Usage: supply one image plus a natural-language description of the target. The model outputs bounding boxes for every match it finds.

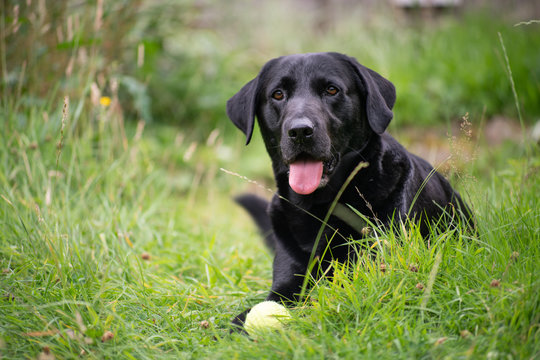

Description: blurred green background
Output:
[3,0,540,138]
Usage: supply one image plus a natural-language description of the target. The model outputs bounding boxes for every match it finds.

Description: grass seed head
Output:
[361,227,371,236]
[101,331,114,342]
[435,337,447,346]
[200,320,210,329]
[38,346,55,360]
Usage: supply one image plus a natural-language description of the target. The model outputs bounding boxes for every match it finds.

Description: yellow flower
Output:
[99,96,111,107]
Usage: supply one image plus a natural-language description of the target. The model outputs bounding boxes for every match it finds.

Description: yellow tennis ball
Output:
[244,301,291,335]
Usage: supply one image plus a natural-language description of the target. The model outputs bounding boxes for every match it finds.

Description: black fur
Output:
[226,52,473,330]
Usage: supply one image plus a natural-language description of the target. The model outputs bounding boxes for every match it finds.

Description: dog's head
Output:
[227,52,396,195]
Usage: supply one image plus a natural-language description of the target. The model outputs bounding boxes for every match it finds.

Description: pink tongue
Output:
[289,159,324,195]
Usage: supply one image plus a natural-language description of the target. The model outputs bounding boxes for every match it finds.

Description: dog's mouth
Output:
[287,154,338,195]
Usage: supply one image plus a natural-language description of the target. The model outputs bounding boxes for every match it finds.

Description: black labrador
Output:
[226,52,472,329]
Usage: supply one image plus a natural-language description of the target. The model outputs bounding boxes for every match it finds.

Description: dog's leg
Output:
[230,244,307,332]
[265,243,310,304]
[230,308,250,334]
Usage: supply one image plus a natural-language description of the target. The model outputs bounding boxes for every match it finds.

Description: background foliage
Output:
[3,0,540,134]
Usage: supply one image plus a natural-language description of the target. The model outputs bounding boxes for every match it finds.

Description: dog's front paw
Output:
[230,308,251,334]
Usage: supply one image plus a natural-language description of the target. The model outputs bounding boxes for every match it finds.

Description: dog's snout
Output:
[287,118,314,142]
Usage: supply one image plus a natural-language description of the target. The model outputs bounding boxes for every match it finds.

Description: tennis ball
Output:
[244,301,291,335]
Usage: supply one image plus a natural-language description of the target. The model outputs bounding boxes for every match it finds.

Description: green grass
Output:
[1,91,539,359]
[0,104,270,358]
[1,1,539,358]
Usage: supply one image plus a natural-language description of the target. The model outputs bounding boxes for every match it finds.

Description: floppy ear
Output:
[363,66,396,134]
[226,78,258,145]
[334,53,396,134]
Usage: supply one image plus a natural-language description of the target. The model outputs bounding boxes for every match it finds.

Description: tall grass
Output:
[0,94,265,358]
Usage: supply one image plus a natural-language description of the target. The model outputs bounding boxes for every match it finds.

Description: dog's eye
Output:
[272,90,284,101]
[326,85,339,96]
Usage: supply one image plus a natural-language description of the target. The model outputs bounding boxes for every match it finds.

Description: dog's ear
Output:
[334,53,396,134]
[226,78,258,145]
[362,66,396,134]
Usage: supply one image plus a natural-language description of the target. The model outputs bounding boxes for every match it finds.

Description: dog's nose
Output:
[287,118,314,142]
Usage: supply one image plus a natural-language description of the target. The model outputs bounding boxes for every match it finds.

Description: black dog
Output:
[226,52,472,329]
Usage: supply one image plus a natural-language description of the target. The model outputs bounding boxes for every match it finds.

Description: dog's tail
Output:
[235,194,276,252]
